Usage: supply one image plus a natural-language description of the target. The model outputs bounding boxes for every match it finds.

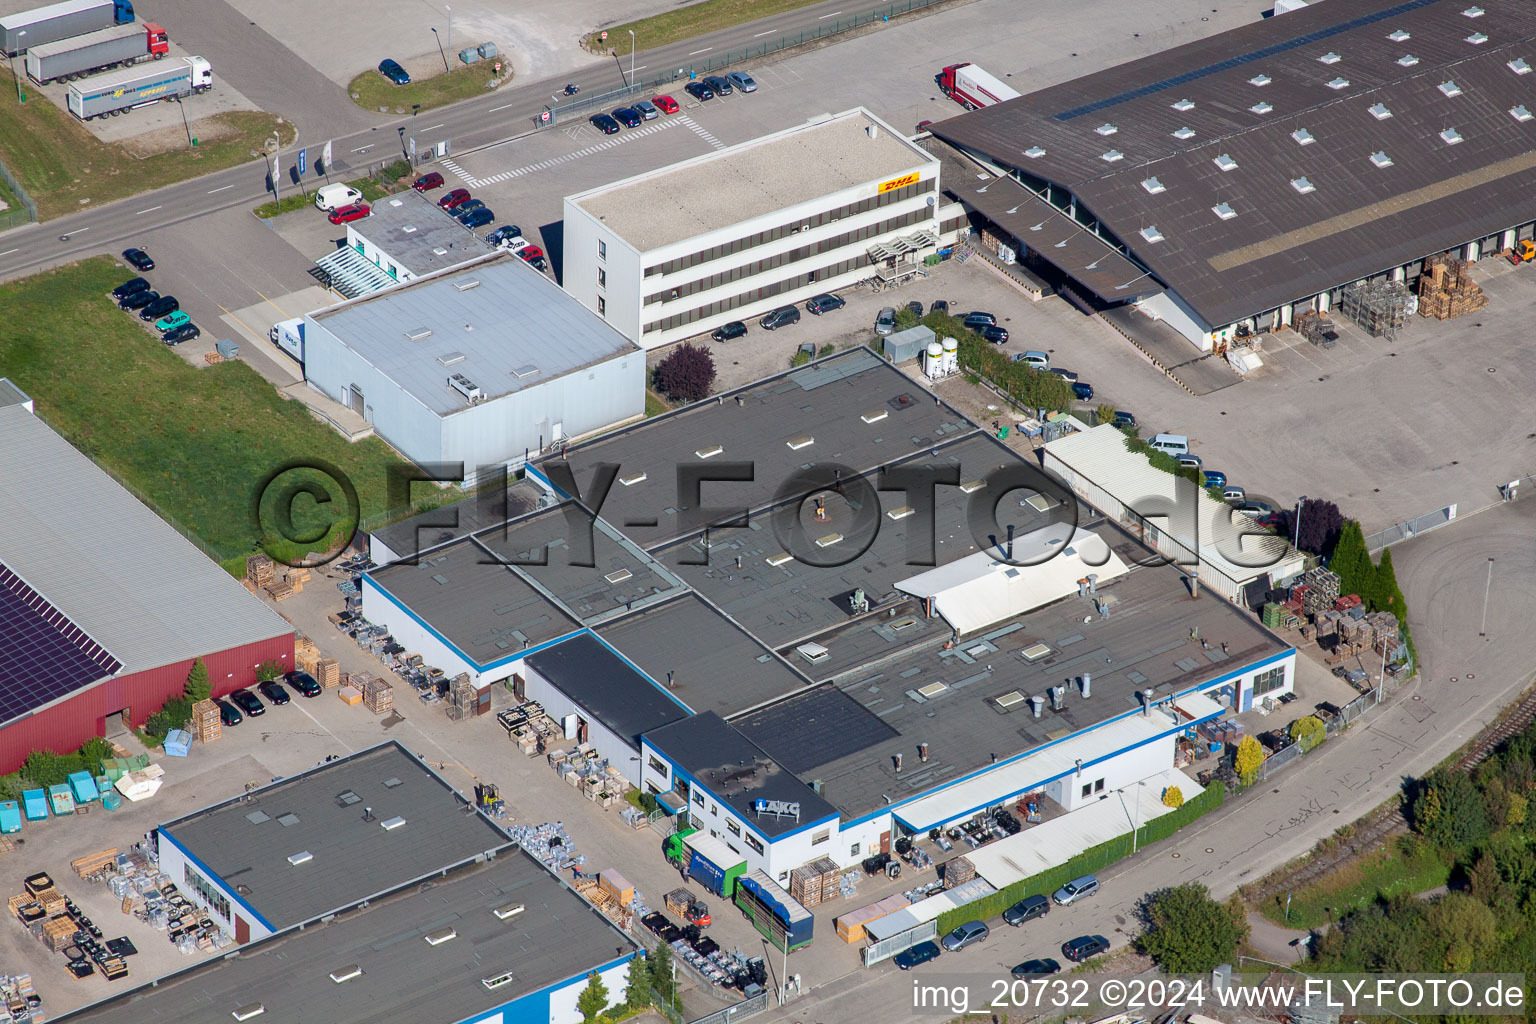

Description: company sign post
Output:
[297,147,306,176]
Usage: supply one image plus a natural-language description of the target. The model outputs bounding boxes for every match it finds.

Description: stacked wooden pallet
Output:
[789,864,826,909]
[1417,254,1488,320]
[246,554,275,589]
[294,635,319,675]
[285,567,310,594]
[205,352,224,365]
[40,917,75,953]
[70,849,118,879]
[361,677,393,715]
[265,581,295,602]
[192,699,221,743]
[944,855,977,889]
[315,658,341,687]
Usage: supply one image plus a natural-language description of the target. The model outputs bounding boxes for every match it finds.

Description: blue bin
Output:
[101,791,122,811]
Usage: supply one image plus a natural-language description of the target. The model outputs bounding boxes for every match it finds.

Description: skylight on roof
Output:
[1290,176,1315,194]
[1388,29,1411,42]
[1368,102,1392,120]
[1512,105,1534,122]
[1466,32,1488,45]
[1510,58,1532,74]
[1212,202,1237,221]
[1326,77,1350,90]
[1438,80,1463,97]
[1291,127,1316,146]
[1463,5,1485,16]
[1101,149,1124,162]
[1213,153,1238,172]
[1249,73,1271,86]
[1141,176,1166,194]
[1250,101,1273,114]
[1170,98,1195,112]
[1095,123,1118,135]
[1440,127,1464,145]
[1172,126,1196,140]
[1370,151,1394,168]
[1319,52,1342,64]
[1023,145,1047,158]
[1398,54,1420,66]
[1140,225,1165,243]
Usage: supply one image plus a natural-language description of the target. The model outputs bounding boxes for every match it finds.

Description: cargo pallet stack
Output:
[190,699,220,743]
[788,864,825,909]
[285,567,310,594]
[1,972,41,1024]
[361,677,393,715]
[294,635,319,675]
[1417,254,1488,320]
[1297,568,1340,616]
[1291,309,1337,348]
[315,658,340,687]
[1340,280,1412,340]
[943,855,976,889]
[245,554,274,593]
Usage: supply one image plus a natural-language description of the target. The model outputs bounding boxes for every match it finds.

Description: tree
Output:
[1162,785,1184,808]
[185,658,211,703]
[1234,735,1264,785]
[1410,771,1490,849]
[1282,498,1344,557]
[575,970,610,1024]
[623,952,650,1010]
[650,940,675,1005]
[254,659,285,683]
[1289,715,1326,753]
[1095,403,1118,427]
[1371,547,1407,618]
[1329,519,1374,601]
[1138,882,1247,972]
[654,343,716,403]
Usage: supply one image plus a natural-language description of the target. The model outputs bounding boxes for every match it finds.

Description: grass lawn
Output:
[0,258,438,570]
[1258,839,1451,930]
[348,62,504,113]
[252,162,410,218]
[588,0,832,54]
[645,390,672,417]
[0,69,292,221]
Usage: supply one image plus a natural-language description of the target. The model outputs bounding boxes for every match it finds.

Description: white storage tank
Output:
[921,340,944,379]
[940,336,959,375]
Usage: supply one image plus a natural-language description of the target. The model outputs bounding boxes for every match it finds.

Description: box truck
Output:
[268,318,306,364]
[25,21,165,84]
[937,62,1021,110]
[1,0,133,57]
[67,54,210,119]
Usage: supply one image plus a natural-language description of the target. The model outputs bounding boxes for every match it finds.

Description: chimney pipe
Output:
[1087,573,1098,595]
[866,123,879,141]
[1078,577,1089,598]
[1006,523,1014,559]
[1188,570,1201,599]
[894,753,903,773]
[918,743,929,763]
[667,671,676,688]
[1081,673,1091,698]
[1051,686,1064,711]
[734,394,743,407]
[1142,688,1155,716]
[1075,758,1083,776]
[1031,694,1044,718]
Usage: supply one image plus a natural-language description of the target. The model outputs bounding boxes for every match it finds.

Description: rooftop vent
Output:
[1368,102,1392,120]
[917,682,950,699]
[424,927,457,946]
[1290,176,1316,194]
[1140,225,1165,243]
[604,569,633,584]
[389,198,404,207]
[401,225,417,234]
[959,479,985,494]
[511,364,538,379]
[1023,145,1046,159]
[448,373,484,402]
[1249,73,1271,86]
[483,971,517,991]
[1250,101,1273,114]
[1212,202,1237,221]
[1397,54,1420,66]
[619,470,647,486]
[405,326,433,341]
[432,246,449,256]
[766,551,794,567]
[695,444,724,459]
[1095,123,1118,135]
[1438,80,1463,97]
[1170,98,1195,112]
[1172,126,1196,140]
[886,505,915,520]
[1213,153,1238,171]
[1511,104,1534,122]
[1439,127,1464,145]
[995,690,1027,709]
[287,851,313,866]
[1019,642,1053,662]
[796,642,829,663]
[1463,5,1485,16]
[1388,29,1410,41]
[1370,150,1394,168]
[383,777,403,788]
[452,278,482,291]
[1326,77,1350,90]
[232,1004,265,1022]
[1510,58,1532,74]
[330,965,363,983]
[1101,149,1124,162]
[1319,52,1341,64]
[860,408,888,423]
[245,810,271,823]
[815,533,843,548]
[786,434,814,450]
[380,815,407,830]
[277,813,300,827]
[1466,32,1488,44]
[1140,176,1165,194]
[1291,127,1315,145]
[493,902,526,920]
[436,351,466,366]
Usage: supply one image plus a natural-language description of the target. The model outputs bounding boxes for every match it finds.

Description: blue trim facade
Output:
[641,743,838,846]
[457,950,636,1024]
[158,828,277,934]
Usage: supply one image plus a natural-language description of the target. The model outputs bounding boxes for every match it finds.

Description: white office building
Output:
[562,107,960,349]
[315,190,494,298]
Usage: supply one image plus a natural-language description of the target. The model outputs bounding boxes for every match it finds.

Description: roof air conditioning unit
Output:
[448,373,483,402]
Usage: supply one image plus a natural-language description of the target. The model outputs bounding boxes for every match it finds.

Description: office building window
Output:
[727,819,741,836]
[849,843,861,858]
[648,755,668,778]
[811,828,830,846]
[710,804,718,816]
[693,790,705,807]
[598,240,607,261]
[597,296,606,317]
[1095,779,1105,793]
[598,268,606,288]
[746,833,765,854]
[184,864,231,921]
[1252,666,1286,696]
[1082,783,1092,798]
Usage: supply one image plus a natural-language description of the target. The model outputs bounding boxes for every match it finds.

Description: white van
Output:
[1148,433,1190,457]
[314,183,363,211]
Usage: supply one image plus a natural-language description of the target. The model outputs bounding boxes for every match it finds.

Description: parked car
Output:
[139,295,179,321]
[1177,454,1204,469]
[1203,470,1228,489]
[1002,894,1050,926]
[516,244,544,263]
[121,247,154,271]
[1053,875,1099,906]
[328,203,371,225]
[1072,381,1094,401]
[1062,934,1110,962]
[215,698,242,727]
[806,293,845,315]
[961,311,997,329]
[284,669,323,697]
[486,225,522,247]
[412,171,445,192]
[377,58,410,85]
[893,941,942,970]
[1223,485,1246,502]
[154,310,190,332]
[930,299,950,314]
[112,277,151,299]
[1011,958,1062,977]
[981,325,1009,344]
[459,208,494,229]
[229,687,265,717]
[611,107,642,128]
[590,113,621,134]
[1235,501,1275,518]
[120,289,159,311]
[711,321,748,342]
[652,94,680,114]
[760,306,800,330]
[314,183,363,212]
[162,323,200,345]
[726,70,757,92]
[1016,350,1050,370]
[453,198,486,216]
[1113,410,1137,430]
[257,680,291,705]
[875,306,897,335]
[438,188,472,210]
[684,81,714,101]
[941,921,989,952]
[906,300,924,317]
[1258,511,1286,529]
[632,99,660,120]
[702,75,732,96]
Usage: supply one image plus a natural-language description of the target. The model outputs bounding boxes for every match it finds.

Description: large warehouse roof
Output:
[932,0,1536,327]
[0,399,291,726]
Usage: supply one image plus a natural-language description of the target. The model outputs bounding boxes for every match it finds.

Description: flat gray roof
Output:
[370,475,547,561]
[59,847,636,1024]
[311,252,639,416]
[524,632,689,747]
[368,538,581,669]
[568,108,936,251]
[0,378,28,407]
[349,189,494,275]
[159,742,509,930]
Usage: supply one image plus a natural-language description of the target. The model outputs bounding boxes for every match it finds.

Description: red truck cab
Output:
[145,22,169,58]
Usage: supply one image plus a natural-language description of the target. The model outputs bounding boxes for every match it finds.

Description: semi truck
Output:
[937,62,1021,110]
[67,54,210,119]
[25,21,166,84]
[1,0,134,57]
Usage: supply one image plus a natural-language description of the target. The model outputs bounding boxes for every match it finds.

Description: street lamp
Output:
[267,132,282,207]
[10,31,25,103]
[629,29,636,87]
[1292,495,1307,550]
[410,103,421,165]
[173,95,192,147]
[430,27,449,73]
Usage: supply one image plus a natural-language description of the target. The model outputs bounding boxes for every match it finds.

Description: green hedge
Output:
[934,784,1224,934]
[919,313,1072,413]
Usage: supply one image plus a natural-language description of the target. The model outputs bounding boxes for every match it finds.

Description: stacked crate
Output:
[1417,254,1488,320]
[789,864,825,909]
[40,917,75,953]
[285,567,311,594]
[192,700,221,743]
[943,855,976,889]
[1297,568,1340,616]
[294,635,319,675]
[812,857,839,901]
[315,658,341,687]
[265,580,294,601]
[361,677,393,715]
[246,554,275,590]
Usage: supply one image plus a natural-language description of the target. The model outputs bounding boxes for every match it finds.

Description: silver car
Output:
[726,70,758,93]
[633,99,660,120]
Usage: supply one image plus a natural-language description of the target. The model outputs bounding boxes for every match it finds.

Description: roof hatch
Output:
[424,927,457,946]
[1141,176,1165,194]
[1213,153,1238,172]
[1212,202,1237,221]
[405,326,433,341]
[330,965,363,983]
[1171,126,1196,140]
[1023,145,1046,159]
[1290,177,1315,194]
[1291,128,1315,146]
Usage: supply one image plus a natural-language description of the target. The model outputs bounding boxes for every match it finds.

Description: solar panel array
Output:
[0,560,121,725]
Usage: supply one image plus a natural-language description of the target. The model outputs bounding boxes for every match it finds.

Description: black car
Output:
[285,670,323,697]
[906,300,924,317]
[257,680,291,705]
[1072,381,1095,401]
[378,58,410,85]
[215,698,242,727]
[590,113,621,134]
[930,299,950,314]
[981,325,1009,344]
[1002,894,1050,926]
[162,323,200,346]
[112,276,150,299]
[962,311,997,329]
[486,225,522,247]
[228,687,265,717]
[1062,934,1110,962]
[1113,410,1137,430]
[759,305,800,330]
[139,296,179,321]
[893,941,941,970]
[684,81,714,101]
[806,293,845,315]
[711,321,747,342]
[702,75,732,96]
[1011,958,1062,978]
[122,248,154,271]
[611,107,642,127]
[120,289,159,311]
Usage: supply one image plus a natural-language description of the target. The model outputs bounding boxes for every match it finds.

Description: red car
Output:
[438,188,471,210]
[652,94,679,115]
[516,244,543,262]
[412,172,444,192]
[328,203,371,225]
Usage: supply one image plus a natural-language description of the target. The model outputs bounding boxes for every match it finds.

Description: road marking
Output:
[69,226,89,234]
[489,103,514,112]
[754,29,774,36]
[688,46,713,55]
[208,184,235,193]
[352,144,374,153]
[818,9,843,17]
[136,206,162,215]
[0,248,16,256]
[632,65,647,72]
[422,123,444,132]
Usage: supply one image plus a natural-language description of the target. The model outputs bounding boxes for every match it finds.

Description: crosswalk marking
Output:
[438,116,724,188]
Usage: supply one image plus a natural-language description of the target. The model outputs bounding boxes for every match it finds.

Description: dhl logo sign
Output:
[878,172,921,194]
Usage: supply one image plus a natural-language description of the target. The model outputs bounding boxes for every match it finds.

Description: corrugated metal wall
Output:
[0,632,295,772]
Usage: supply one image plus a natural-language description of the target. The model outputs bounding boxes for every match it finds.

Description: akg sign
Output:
[753,799,801,819]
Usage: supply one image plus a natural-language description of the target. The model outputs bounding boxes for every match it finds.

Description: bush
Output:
[1163,785,1184,808]
[185,658,211,703]
[381,159,412,183]
[1290,715,1326,753]
[17,735,116,788]
[919,311,1071,412]
[1235,735,1264,785]
[818,343,837,356]
[791,350,811,367]
[255,659,286,683]
[143,696,193,743]
[1138,882,1247,972]
[653,343,716,403]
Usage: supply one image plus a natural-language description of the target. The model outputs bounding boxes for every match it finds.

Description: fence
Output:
[687,990,771,1024]
[0,152,38,231]
[861,918,939,966]
[1364,503,1457,552]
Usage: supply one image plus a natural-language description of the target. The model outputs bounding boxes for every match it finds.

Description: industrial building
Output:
[300,252,645,482]
[315,189,494,298]
[928,0,1536,350]
[0,380,294,773]
[562,108,964,349]
[64,743,639,1024]
[359,351,1297,885]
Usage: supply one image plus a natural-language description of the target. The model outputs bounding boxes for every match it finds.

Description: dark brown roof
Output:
[931,0,1536,328]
